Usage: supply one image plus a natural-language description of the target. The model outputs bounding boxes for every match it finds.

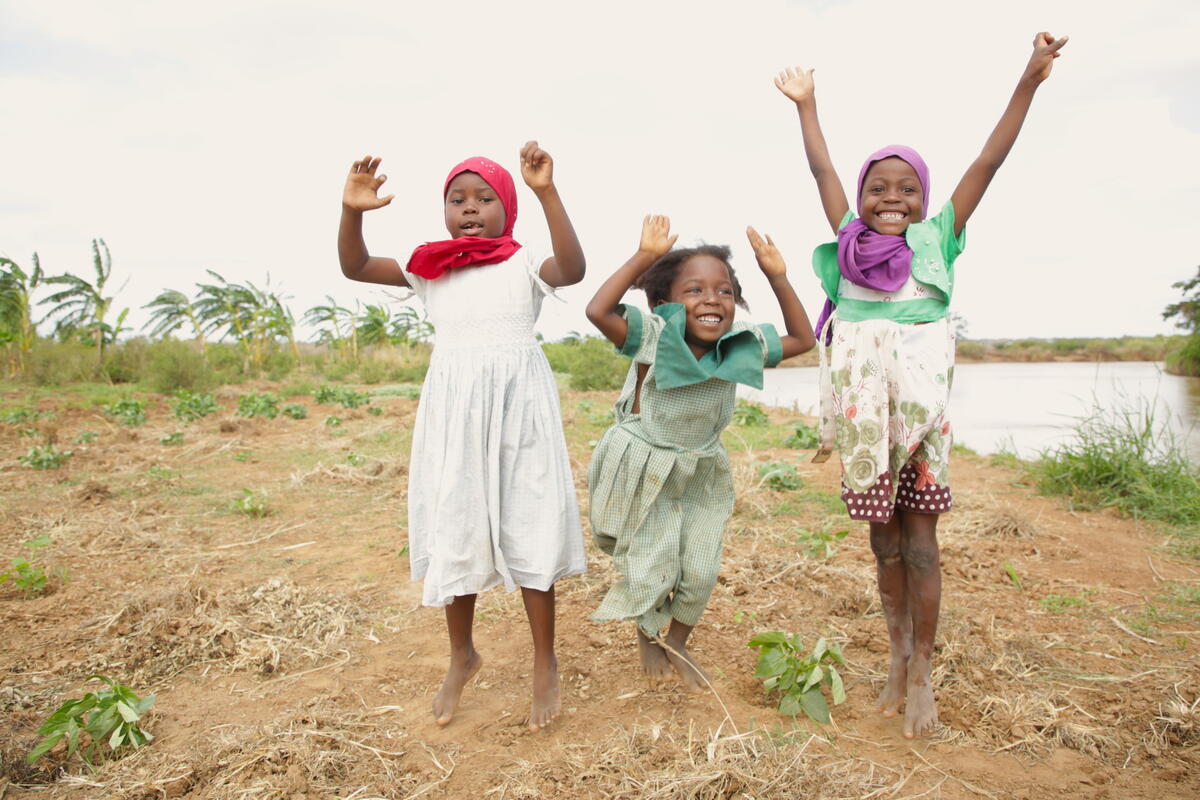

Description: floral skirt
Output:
[818,316,955,522]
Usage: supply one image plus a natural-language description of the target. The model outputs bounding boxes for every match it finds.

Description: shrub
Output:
[784,423,820,449]
[543,337,626,391]
[102,338,149,384]
[173,390,218,421]
[25,339,97,385]
[147,340,217,394]
[733,401,769,427]
[104,397,148,426]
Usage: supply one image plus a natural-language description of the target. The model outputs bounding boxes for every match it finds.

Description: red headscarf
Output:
[405,156,523,280]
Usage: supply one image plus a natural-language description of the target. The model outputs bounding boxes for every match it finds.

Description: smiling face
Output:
[661,254,737,356]
[859,156,924,235]
[444,171,507,239]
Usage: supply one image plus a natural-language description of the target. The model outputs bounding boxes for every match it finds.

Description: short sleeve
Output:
[929,200,966,266]
[617,304,662,364]
[527,257,562,301]
[836,209,856,231]
[756,323,784,368]
[404,270,428,301]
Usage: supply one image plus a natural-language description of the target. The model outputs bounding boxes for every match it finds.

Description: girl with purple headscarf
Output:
[772,32,1068,739]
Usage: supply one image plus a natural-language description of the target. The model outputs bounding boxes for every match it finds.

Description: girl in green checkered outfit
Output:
[584,215,816,689]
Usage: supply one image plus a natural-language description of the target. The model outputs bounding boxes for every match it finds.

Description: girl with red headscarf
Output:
[338,141,587,731]
[774,33,1068,738]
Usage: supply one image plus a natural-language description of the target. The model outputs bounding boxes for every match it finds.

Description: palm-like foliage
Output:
[193,271,298,375]
[142,289,206,352]
[0,253,44,376]
[390,305,434,344]
[40,239,123,363]
[304,297,359,363]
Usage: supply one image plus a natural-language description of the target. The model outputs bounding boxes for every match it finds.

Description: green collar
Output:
[652,303,770,390]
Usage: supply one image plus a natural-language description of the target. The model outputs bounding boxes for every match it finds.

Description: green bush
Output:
[25,340,97,385]
[237,392,280,419]
[784,423,820,449]
[543,337,626,391]
[1166,336,1200,377]
[173,390,218,421]
[103,338,149,384]
[733,401,769,427]
[147,340,216,394]
[104,397,148,426]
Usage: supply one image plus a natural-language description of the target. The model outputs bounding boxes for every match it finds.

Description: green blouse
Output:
[812,200,966,324]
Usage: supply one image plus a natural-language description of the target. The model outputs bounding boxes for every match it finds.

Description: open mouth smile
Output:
[876,211,906,221]
[459,221,484,234]
[696,314,724,326]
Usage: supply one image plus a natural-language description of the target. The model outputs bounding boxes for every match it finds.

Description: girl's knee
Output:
[869,523,902,561]
[900,535,940,572]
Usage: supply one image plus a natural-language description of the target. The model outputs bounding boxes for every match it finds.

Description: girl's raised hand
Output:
[639,215,678,259]
[520,140,554,193]
[746,227,787,278]
[343,155,395,212]
[774,66,815,104]
[1023,31,1068,84]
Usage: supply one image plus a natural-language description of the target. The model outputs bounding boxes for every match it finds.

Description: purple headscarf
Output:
[814,145,930,342]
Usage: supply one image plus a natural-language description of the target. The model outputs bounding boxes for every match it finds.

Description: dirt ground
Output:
[1,383,1198,799]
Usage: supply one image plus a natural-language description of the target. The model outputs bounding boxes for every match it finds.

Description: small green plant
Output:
[2,408,50,425]
[172,390,218,422]
[758,461,801,491]
[0,535,62,597]
[733,401,769,427]
[1003,560,1023,591]
[104,397,147,427]
[236,392,280,419]
[230,489,270,518]
[748,632,847,723]
[233,450,251,463]
[325,415,343,428]
[784,423,820,449]
[73,431,98,444]
[19,444,72,470]
[159,431,184,446]
[147,465,177,480]
[796,528,849,560]
[314,384,372,409]
[366,405,383,416]
[1039,592,1090,613]
[281,403,308,420]
[27,675,155,766]
[346,451,366,467]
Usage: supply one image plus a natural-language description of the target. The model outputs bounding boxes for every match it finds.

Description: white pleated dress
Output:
[405,256,585,607]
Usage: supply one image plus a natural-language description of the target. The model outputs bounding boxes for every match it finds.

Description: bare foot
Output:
[660,637,711,692]
[637,629,672,687]
[528,655,560,731]
[432,650,482,726]
[877,654,907,718]
[903,656,938,738]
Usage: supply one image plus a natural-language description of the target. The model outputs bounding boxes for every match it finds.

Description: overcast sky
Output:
[3,0,1198,343]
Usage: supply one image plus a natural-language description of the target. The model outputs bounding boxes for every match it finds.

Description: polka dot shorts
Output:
[840,463,953,522]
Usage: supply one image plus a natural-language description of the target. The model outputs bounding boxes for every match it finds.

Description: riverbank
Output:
[1,382,1197,798]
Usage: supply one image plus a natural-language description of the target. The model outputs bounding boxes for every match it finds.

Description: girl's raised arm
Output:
[339,155,410,288]
[949,32,1068,236]
[585,216,677,349]
[776,67,850,233]
[520,141,587,288]
[746,227,817,359]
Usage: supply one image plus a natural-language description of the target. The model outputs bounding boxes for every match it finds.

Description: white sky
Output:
[3,0,1198,342]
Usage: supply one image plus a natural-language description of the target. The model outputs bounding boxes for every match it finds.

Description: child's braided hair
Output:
[633,245,749,310]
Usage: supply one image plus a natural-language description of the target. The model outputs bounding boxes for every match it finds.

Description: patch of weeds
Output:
[1039,592,1092,614]
[733,609,759,625]
[370,383,422,399]
[796,528,849,560]
[27,675,155,767]
[104,397,147,427]
[315,384,372,409]
[73,431,98,444]
[236,392,280,419]
[147,465,178,481]
[366,405,383,417]
[16,426,38,438]
[281,403,308,420]
[796,489,846,515]
[19,444,72,470]
[159,431,184,446]
[325,415,343,428]
[1163,582,1200,607]
[233,450,251,463]
[346,452,366,467]
[172,390,218,422]
[2,407,52,425]
[1,535,66,597]
[733,401,770,427]
[230,488,270,518]
[758,461,801,491]
[951,442,978,456]
[748,632,846,723]
[784,422,820,449]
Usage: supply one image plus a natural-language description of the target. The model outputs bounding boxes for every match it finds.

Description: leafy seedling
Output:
[758,461,801,491]
[1003,560,1023,591]
[19,445,72,470]
[314,385,372,409]
[366,405,383,416]
[325,415,343,428]
[104,397,147,427]
[784,423,821,449]
[230,489,270,518]
[733,401,769,427]
[281,403,308,420]
[346,452,366,467]
[796,528,849,560]
[236,392,280,419]
[73,431,98,444]
[749,632,847,723]
[159,431,184,446]
[173,390,218,422]
[27,676,155,766]
[1,536,64,597]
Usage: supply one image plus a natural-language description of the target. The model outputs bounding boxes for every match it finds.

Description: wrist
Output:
[341,204,365,216]
[766,272,792,287]
[532,182,559,201]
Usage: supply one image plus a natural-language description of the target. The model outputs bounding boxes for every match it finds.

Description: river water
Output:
[739,361,1200,463]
